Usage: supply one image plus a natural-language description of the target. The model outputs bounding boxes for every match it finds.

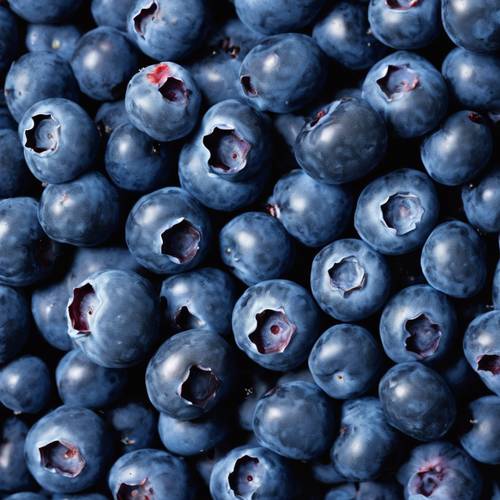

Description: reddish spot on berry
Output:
[147,64,170,85]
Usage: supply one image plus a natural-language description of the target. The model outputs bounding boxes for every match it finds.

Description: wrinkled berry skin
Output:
[0,197,61,287]
[253,381,336,460]
[309,324,383,399]
[146,329,237,420]
[126,187,212,275]
[268,169,353,247]
[463,311,500,397]
[26,24,81,60]
[397,442,482,500]
[95,100,128,142]
[0,7,19,74]
[0,286,29,364]
[325,481,402,500]
[0,129,28,198]
[91,0,134,31]
[421,220,487,299]
[295,98,387,185]
[421,110,493,186]
[7,0,83,24]
[209,445,296,500]
[378,362,456,441]
[380,285,457,364]
[108,449,193,500]
[125,62,201,142]
[233,279,321,372]
[239,34,326,113]
[4,52,80,122]
[160,267,238,337]
[19,98,99,184]
[362,51,448,138]
[24,406,112,493]
[311,238,391,321]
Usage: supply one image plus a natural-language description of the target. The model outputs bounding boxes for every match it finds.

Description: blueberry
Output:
[253,381,336,460]
[0,6,19,74]
[309,324,384,399]
[325,481,402,500]
[311,457,346,485]
[0,285,29,364]
[421,110,493,186]
[126,187,212,275]
[237,369,273,431]
[421,220,487,298]
[0,106,17,130]
[95,100,128,142]
[362,51,448,137]
[91,0,135,31]
[492,260,500,309]
[239,34,326,113]
[4,494,47,500]
[7,0,83,24]
[439,352,481,398]
[232,279,321,371]
[52,494,107,500]
[26,24,81,60]
[19,98,99,184]
[0,129,29,198]
[310,238,391,321]
[378,362,456,441]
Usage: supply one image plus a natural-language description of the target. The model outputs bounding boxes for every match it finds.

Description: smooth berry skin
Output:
[52,494,108,500]
[38,172,120,247]
[26,24,81,60]
[378,362,456,441]
[0,197,61,287]
[160,267,238,337]
[0,107,16,130]
[421,220,487,299]
[0,130,29,198]
[19,98,99,184]
[4,52,80,122]
[380,285,457,365]
[67,270,160,369]
[56,350,128,410]
[442,0,500,53]
[397,442,482,500]
[237,369,273,432]
[369,0,440,49]
[239,34,326,113]
[4,494,47,500]
[313,1,388,70]
[126,187,212,275]
[220,213,294,286]
[108,449,192,500]
[0,6,19,74]
[146,329,237,420]
[0,286,29,365]
[253,381,336,460]
[442,48,500,112]
[105,122,175,192]
[362,51,448,138]
[309,324,383,399]
[91,0,134,31]
[7,0,83,24]
[125,62,201,142]
[232,279,321,372]
[325,482,402,500]
[493,260,500,310]
[463,311,500,397]
[310,238,391,322]
[421,110,493,186]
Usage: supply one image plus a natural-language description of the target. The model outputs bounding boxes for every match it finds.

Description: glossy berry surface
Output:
[25,24,81,61]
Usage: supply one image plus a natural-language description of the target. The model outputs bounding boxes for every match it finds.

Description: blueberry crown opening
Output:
[24,113,60,154]
[477,354,500,375]
[159,77,190,103]
[241,75,257,97]
[248,309,296,355]
[68,283,98,333]
[468,112,483,123]
[161,219,201,265]
[381,192,424,235]
[221,37,241,58]
[404,314,442,358]
[117,478,154,500]
[133,1,158,38]
[180,364,221,408]
[228,455,263,498]
[328,256,366,297]
[410,463,445,497]
[309,109,327,128]
[174,305,203,331]
[386,0,420,10]
[377,64,420,100]
[39,440,85,478]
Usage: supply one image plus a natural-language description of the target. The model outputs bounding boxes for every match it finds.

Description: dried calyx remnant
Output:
[377,64,419,100]
[404,314,442,358]
[477,354,500,375]
[228,455,263,497]
[249,309,296,355]
[25,114,60,154]
[68,283,98,333]
[133,1,158,37]
[329,256,366,297]
[117,478,154,500]
[180,364,221,408]
[161,219,201,264]
[147,64,190,103]
[39,440,85,478]
[381,193,424,235]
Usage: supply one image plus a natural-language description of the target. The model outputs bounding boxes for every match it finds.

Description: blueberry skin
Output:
[220,213,294,286]
[26,24,81,60]
[0,6,19,74]
[105,122,175,192]
[309,324,383,399]
[125,62,201,142]
[0,106,17,130]
[239,34,326,113]
[380,285,457,364]
[0,197,61,287]
[421,220,486,299]
[67,270,160,369]
[267,169,353,247]
[493,260,500,310]
[209,445,296,500]
[295,98,388,184]
[146,329,237,420]
[95,100,128,142]
[421,110,493,186]
[442,0,500,52]
[91,0,134,31]
[52,494,107,500]
[232,279,321,372]
[127,0,207,61]
[108,449,192,500]
[442,48,500,112]
[160,267,238,337]
[253,381,336,460]
[4,494,47,500]
[126,187,212,275]
[368,0,440,49]
[237,369,272,431]
[0,286,29,364]
[19,98,99,184]
[4,52,80,122]
[38,172,120,247]
[378,362,456,441]
[313,1,388,70]
[56,350,128,410]
[362,51,448,138]
[397,441,482,500]
[0,130,29,198]
[463,311,500,396]
[24,406,112,494]
[7,0,83,23]
[310,238,391,321]
[325,481,402,500]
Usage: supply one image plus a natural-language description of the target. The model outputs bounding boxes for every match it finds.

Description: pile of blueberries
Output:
[0,0,500,498]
